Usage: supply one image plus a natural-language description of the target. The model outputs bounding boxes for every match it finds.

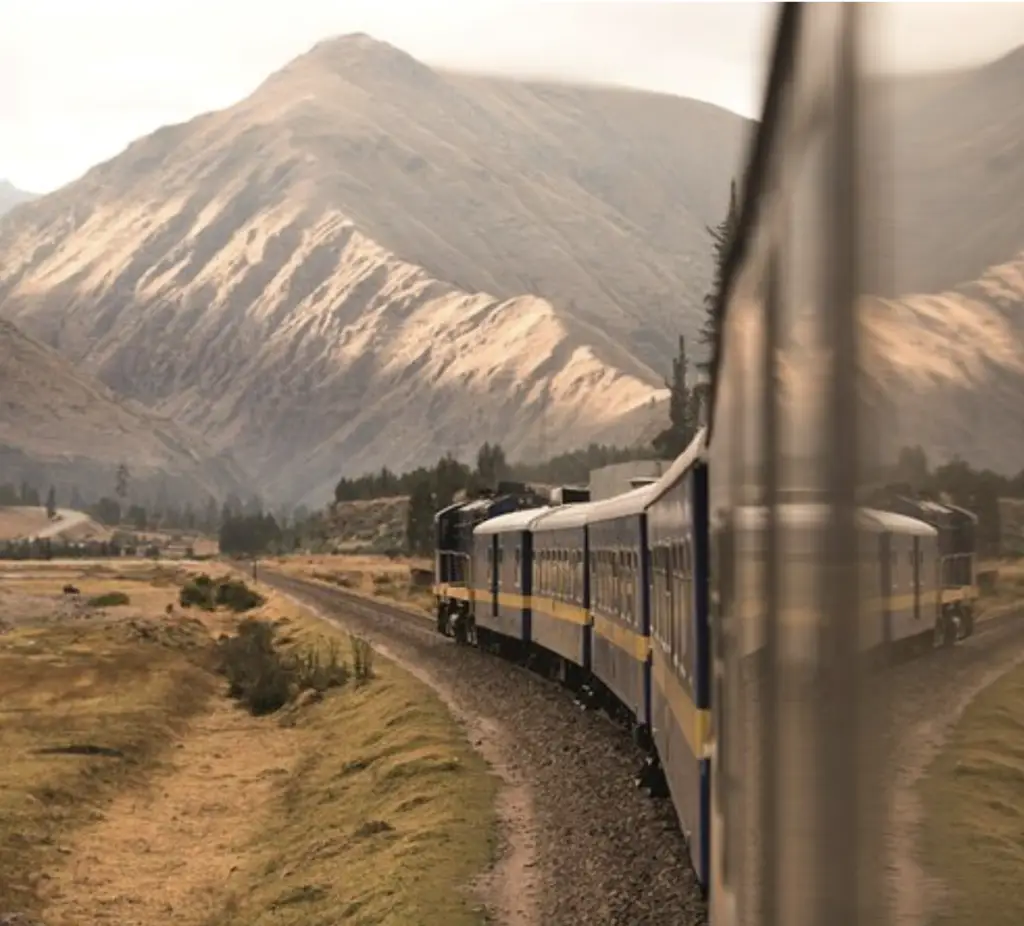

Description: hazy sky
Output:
[3,1,1024,194]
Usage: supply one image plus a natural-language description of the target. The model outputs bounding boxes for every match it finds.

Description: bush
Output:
[87,591,131,607]
[178,574,265,613]
[215,577,265,612]
[215,620,359,715]
[351,637,375,684]
[180,576,214,610]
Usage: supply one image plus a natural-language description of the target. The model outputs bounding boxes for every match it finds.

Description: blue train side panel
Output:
[645,432,711,888]
[586,485,659,728]
[530,504,591,670]
[473,508,549,645]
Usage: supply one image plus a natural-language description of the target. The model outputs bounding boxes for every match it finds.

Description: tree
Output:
[93,497,122,527]
[45,487,57,519]
[698,180,741,377]
[218,512,283,555]
[652,335,700,460]
[115,463,130,501]
[19,481,40,507]
[476,442,508,489]
[406,479,435,556]
[127,504,148,531]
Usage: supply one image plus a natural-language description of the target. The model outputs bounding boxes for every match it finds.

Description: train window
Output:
[514,547,521,590]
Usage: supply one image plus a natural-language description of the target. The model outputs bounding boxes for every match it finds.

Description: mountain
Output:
[0,34,751,506]
[878,46,1024,295]
[0,180,37,216]
[0,318,251,504]
[865,250,1024,478]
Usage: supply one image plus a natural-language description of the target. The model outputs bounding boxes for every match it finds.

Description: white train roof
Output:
[644,428,707,508]
[730,503,937,535]
[584,482,660,525]
[532,502,593,532]
[473,506,552,535]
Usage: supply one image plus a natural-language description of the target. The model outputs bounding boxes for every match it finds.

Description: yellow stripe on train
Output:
[652,648,712,759]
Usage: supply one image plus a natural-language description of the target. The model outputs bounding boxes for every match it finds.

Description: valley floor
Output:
[0,561,498,926]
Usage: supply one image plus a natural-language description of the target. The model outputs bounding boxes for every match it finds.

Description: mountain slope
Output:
[0,180,36,216]
[879,46,1024,295]
[865,249,1024,477]
[0,318,251,503]
[0,34,749,505]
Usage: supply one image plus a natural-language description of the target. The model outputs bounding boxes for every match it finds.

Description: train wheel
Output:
[938,607,958,648]
[961,605,975,639]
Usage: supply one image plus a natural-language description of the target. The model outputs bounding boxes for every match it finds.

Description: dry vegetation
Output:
[977,558,1024,621]
[919,657,1024,925]
[270,553,436,616]
[0,560,497,926]
[913,559,1024,925]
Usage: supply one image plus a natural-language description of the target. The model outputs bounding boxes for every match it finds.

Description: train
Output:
[431,430,979,890]
[437,5,993,921]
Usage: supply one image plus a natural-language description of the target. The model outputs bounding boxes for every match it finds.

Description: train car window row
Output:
[650,536,695,683]
[534,545,585,603]
[591,546,639,627]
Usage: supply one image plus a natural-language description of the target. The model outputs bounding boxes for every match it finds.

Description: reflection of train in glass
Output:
[438,3,992,920]
[432,428,978,889]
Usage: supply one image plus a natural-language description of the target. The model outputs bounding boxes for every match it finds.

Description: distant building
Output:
[588,460,671,501]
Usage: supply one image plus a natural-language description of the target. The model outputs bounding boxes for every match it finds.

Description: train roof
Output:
[731,503,937,535]
[433,501,465,522]
[863,507,937,535]
[645,428,707,508]
[532,501,593,532]
[585,482,660,525]
[473,506,552,535]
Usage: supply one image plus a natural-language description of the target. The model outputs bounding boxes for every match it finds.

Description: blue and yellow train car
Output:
[472,507,550,651]
[530,503,592,679]
[585,483,660,730]
[644,432,711,885]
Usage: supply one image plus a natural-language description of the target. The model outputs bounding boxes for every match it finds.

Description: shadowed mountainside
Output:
[0,318,252,504]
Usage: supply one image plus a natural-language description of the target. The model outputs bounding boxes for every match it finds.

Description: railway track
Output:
[259,568,707,926]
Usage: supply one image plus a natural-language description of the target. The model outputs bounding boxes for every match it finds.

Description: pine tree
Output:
[652,335,700,459]
[115,463,130,501]
[45,486,57,519]
[698,180,741,377]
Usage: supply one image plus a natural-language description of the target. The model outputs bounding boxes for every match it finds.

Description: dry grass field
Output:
[919,659,1024,926]
[0,560,496,926]
[270,553,436,617]
[917,558,1024,925]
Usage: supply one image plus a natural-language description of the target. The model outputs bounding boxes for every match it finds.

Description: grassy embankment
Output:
[919,558,1024,925]
[0,560,497,925]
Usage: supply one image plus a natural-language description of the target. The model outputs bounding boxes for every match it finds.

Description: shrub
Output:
[216,620,358,715]
[87,591,131,607]
[215,577,266,612]
[178,574,265,613]
[351,636,375,684]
